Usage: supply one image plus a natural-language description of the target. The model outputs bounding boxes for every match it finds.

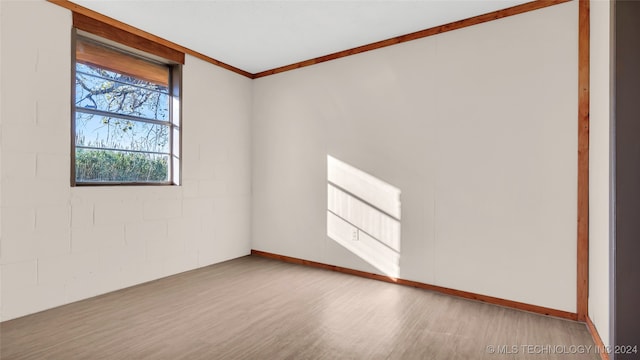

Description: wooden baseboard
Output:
[250,249,578,321]
[585,315,610,360]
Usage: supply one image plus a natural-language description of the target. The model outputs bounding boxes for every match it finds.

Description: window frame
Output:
[71,29,182,186]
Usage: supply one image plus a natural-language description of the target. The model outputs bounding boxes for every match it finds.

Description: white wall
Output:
[0,0,4,320]
[0,0,593,322]
[589,0,611,347]
[252,1,578,312]
[0,0,252,321]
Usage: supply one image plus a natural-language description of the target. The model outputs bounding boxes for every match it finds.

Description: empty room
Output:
[0,0,637,359]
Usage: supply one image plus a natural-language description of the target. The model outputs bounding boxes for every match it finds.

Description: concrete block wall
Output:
[0,1,252,321]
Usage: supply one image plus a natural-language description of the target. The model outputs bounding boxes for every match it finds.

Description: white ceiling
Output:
[71,0,531,74]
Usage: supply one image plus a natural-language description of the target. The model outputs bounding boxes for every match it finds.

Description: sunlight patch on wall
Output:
[327,155,401,278]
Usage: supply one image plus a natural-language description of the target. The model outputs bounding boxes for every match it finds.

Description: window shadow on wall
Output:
[327,155,401,278]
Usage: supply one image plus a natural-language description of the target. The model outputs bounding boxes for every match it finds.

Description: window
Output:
[72,34,181,185]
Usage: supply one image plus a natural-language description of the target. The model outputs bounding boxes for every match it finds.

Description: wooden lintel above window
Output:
[76,38,170,87]
[73,12,185,65]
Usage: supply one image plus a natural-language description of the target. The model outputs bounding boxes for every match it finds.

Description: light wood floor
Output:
[1,255,599,360]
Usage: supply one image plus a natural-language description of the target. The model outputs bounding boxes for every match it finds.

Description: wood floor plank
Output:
[0,256,599,359]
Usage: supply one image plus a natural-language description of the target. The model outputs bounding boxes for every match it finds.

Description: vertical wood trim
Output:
[577,0,590,322]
